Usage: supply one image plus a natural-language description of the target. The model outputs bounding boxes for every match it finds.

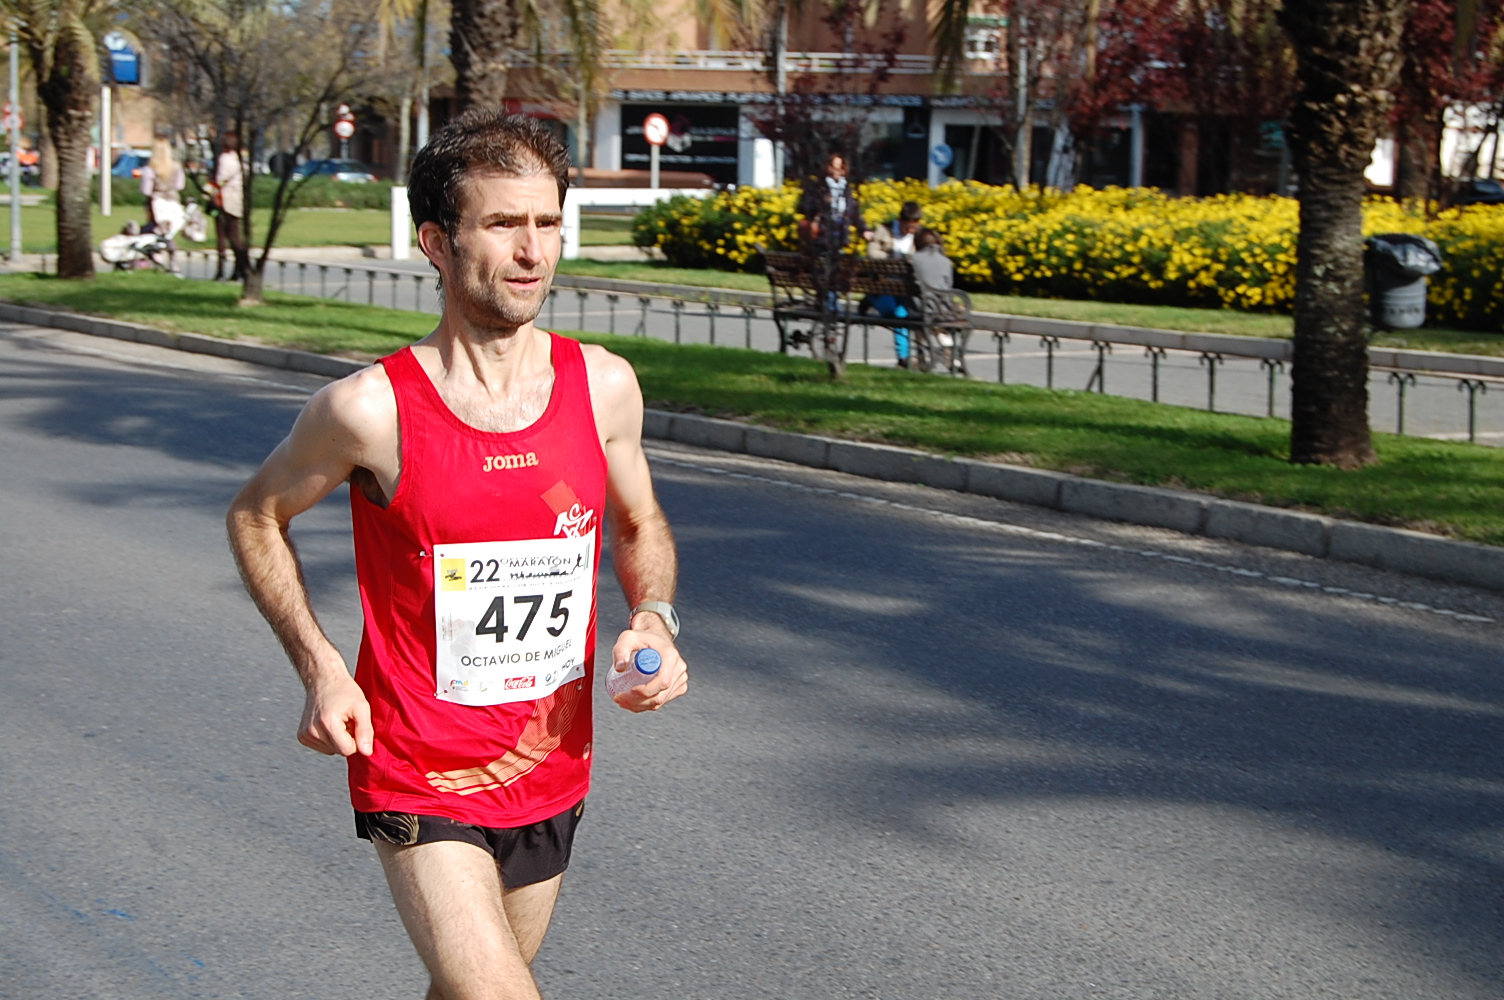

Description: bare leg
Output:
[226,213,248,280]
[503,874,564,964]
[214,214,228,279]
[374,840,564,1000]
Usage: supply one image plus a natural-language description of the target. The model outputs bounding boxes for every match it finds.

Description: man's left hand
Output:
[609,619,688,712]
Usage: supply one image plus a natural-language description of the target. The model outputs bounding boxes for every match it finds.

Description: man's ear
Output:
[416,221,449,264]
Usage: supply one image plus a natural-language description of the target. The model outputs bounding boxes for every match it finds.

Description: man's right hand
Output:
[298,668,374,757]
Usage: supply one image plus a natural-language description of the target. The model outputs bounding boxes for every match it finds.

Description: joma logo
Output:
[483,452,540,473]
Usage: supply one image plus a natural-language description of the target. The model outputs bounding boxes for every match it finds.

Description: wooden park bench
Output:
[762,249,974,374]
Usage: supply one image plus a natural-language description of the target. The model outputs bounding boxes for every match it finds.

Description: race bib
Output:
[433,532,594,706]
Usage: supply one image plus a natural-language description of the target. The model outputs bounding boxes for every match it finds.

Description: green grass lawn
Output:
[4,203,635,253]
[0,270,428,357]
[579,213,636,246]
[3,269,1500,546]
[1,203,396,252]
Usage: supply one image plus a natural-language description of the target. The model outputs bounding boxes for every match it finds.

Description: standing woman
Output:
[141,137,186,274]
[213,132,249,281]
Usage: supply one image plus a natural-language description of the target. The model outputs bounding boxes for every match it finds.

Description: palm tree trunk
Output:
[38,108,58,190]
[450,0,517,112]
[1278,0,1409,468]
[48,103,94,278]
[30,21,101,279]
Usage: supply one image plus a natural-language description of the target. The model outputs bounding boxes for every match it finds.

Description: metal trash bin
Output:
[1364,233,1443,329]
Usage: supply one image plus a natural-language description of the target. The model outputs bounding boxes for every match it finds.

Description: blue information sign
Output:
[104,32,140,85]
[929,143,954,169]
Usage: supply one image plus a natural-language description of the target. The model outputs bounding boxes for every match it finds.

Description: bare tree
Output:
[1277,0,1409,468]
[142,0,378,303]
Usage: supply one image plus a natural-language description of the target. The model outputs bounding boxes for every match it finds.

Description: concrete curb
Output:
[9,301,1501,594]
[0,301,366,379]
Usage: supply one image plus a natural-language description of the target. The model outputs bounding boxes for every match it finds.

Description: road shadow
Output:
[1,343,356,606]
[0,342,310,469]
[656,462,1504,990]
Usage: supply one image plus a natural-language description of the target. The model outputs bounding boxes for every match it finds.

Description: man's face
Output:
[426,170,562,335]
[900,218,922,236]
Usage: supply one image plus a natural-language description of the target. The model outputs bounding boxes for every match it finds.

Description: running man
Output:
[227,110,688,1000]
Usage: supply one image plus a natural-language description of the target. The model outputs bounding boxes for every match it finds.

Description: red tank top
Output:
[347,334,607,828]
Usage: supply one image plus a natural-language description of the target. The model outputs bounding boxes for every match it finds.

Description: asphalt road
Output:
[2,322,1503,999]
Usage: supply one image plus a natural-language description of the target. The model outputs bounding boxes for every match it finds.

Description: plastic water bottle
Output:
[607,648,662,698]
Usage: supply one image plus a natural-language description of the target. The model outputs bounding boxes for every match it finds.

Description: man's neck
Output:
[424,311,553,397]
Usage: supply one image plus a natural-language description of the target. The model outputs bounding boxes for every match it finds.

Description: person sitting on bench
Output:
[910,227,953,291]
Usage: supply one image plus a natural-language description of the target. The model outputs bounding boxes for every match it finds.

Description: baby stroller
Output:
[99,204,207,272]
[101,221,173,271]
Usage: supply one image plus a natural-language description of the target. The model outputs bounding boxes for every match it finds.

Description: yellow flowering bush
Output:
[634,181,1504,331]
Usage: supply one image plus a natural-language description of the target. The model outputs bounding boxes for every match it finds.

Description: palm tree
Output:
[446,0,660,117]
[1,0,117,278]
[1275,0,1408,468]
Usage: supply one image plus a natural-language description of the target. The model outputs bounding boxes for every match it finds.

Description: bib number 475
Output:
[475,591,571,643]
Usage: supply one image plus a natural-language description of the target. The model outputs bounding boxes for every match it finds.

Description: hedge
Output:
[633,180,1504,332]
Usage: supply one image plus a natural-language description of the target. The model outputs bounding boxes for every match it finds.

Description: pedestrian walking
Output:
[226,109,688,1000]
[212,132,249,281]
[798,152,869,250]
[140,137,186,274]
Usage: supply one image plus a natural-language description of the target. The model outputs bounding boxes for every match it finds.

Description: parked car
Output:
[112,149,151,179]
[293,158,377,183]
[0,150,39,184]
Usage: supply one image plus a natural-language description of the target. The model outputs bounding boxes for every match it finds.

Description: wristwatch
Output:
[630,601,680,640]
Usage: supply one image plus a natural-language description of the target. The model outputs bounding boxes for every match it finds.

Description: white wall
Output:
[1366,138,1396,188]
[594,100,621,171]
[1441,104,1503,179]
[738,107,763,187]
[562,189,711,259]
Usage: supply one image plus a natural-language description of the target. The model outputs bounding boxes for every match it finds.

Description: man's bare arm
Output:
[583,345,687,712]
[226,368,397,754]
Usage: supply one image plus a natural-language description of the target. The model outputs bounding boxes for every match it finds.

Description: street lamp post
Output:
[100,85,111,216]
[8,33,19,262]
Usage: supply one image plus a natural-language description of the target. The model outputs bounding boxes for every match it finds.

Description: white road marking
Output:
[647,449,1496,626]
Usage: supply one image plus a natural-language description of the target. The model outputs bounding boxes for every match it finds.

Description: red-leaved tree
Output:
[1393,0,1504,201]
[1072,0,1296,193]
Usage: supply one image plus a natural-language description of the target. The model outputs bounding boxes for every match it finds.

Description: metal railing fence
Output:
[162,250,1504,445]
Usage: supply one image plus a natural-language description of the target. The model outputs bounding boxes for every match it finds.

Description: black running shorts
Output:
[355,800,585,889]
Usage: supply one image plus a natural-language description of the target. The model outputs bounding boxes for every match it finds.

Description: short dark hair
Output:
[899,201,923,223]
[408,110,571,239]
[916,227,943,249]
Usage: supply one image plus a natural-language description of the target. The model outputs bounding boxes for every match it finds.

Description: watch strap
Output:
[631,600,679,640]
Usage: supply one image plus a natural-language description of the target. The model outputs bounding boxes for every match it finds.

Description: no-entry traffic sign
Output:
[643,113,670,147]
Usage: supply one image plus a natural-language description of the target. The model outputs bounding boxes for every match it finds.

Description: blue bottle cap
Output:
[633,648,663,675]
